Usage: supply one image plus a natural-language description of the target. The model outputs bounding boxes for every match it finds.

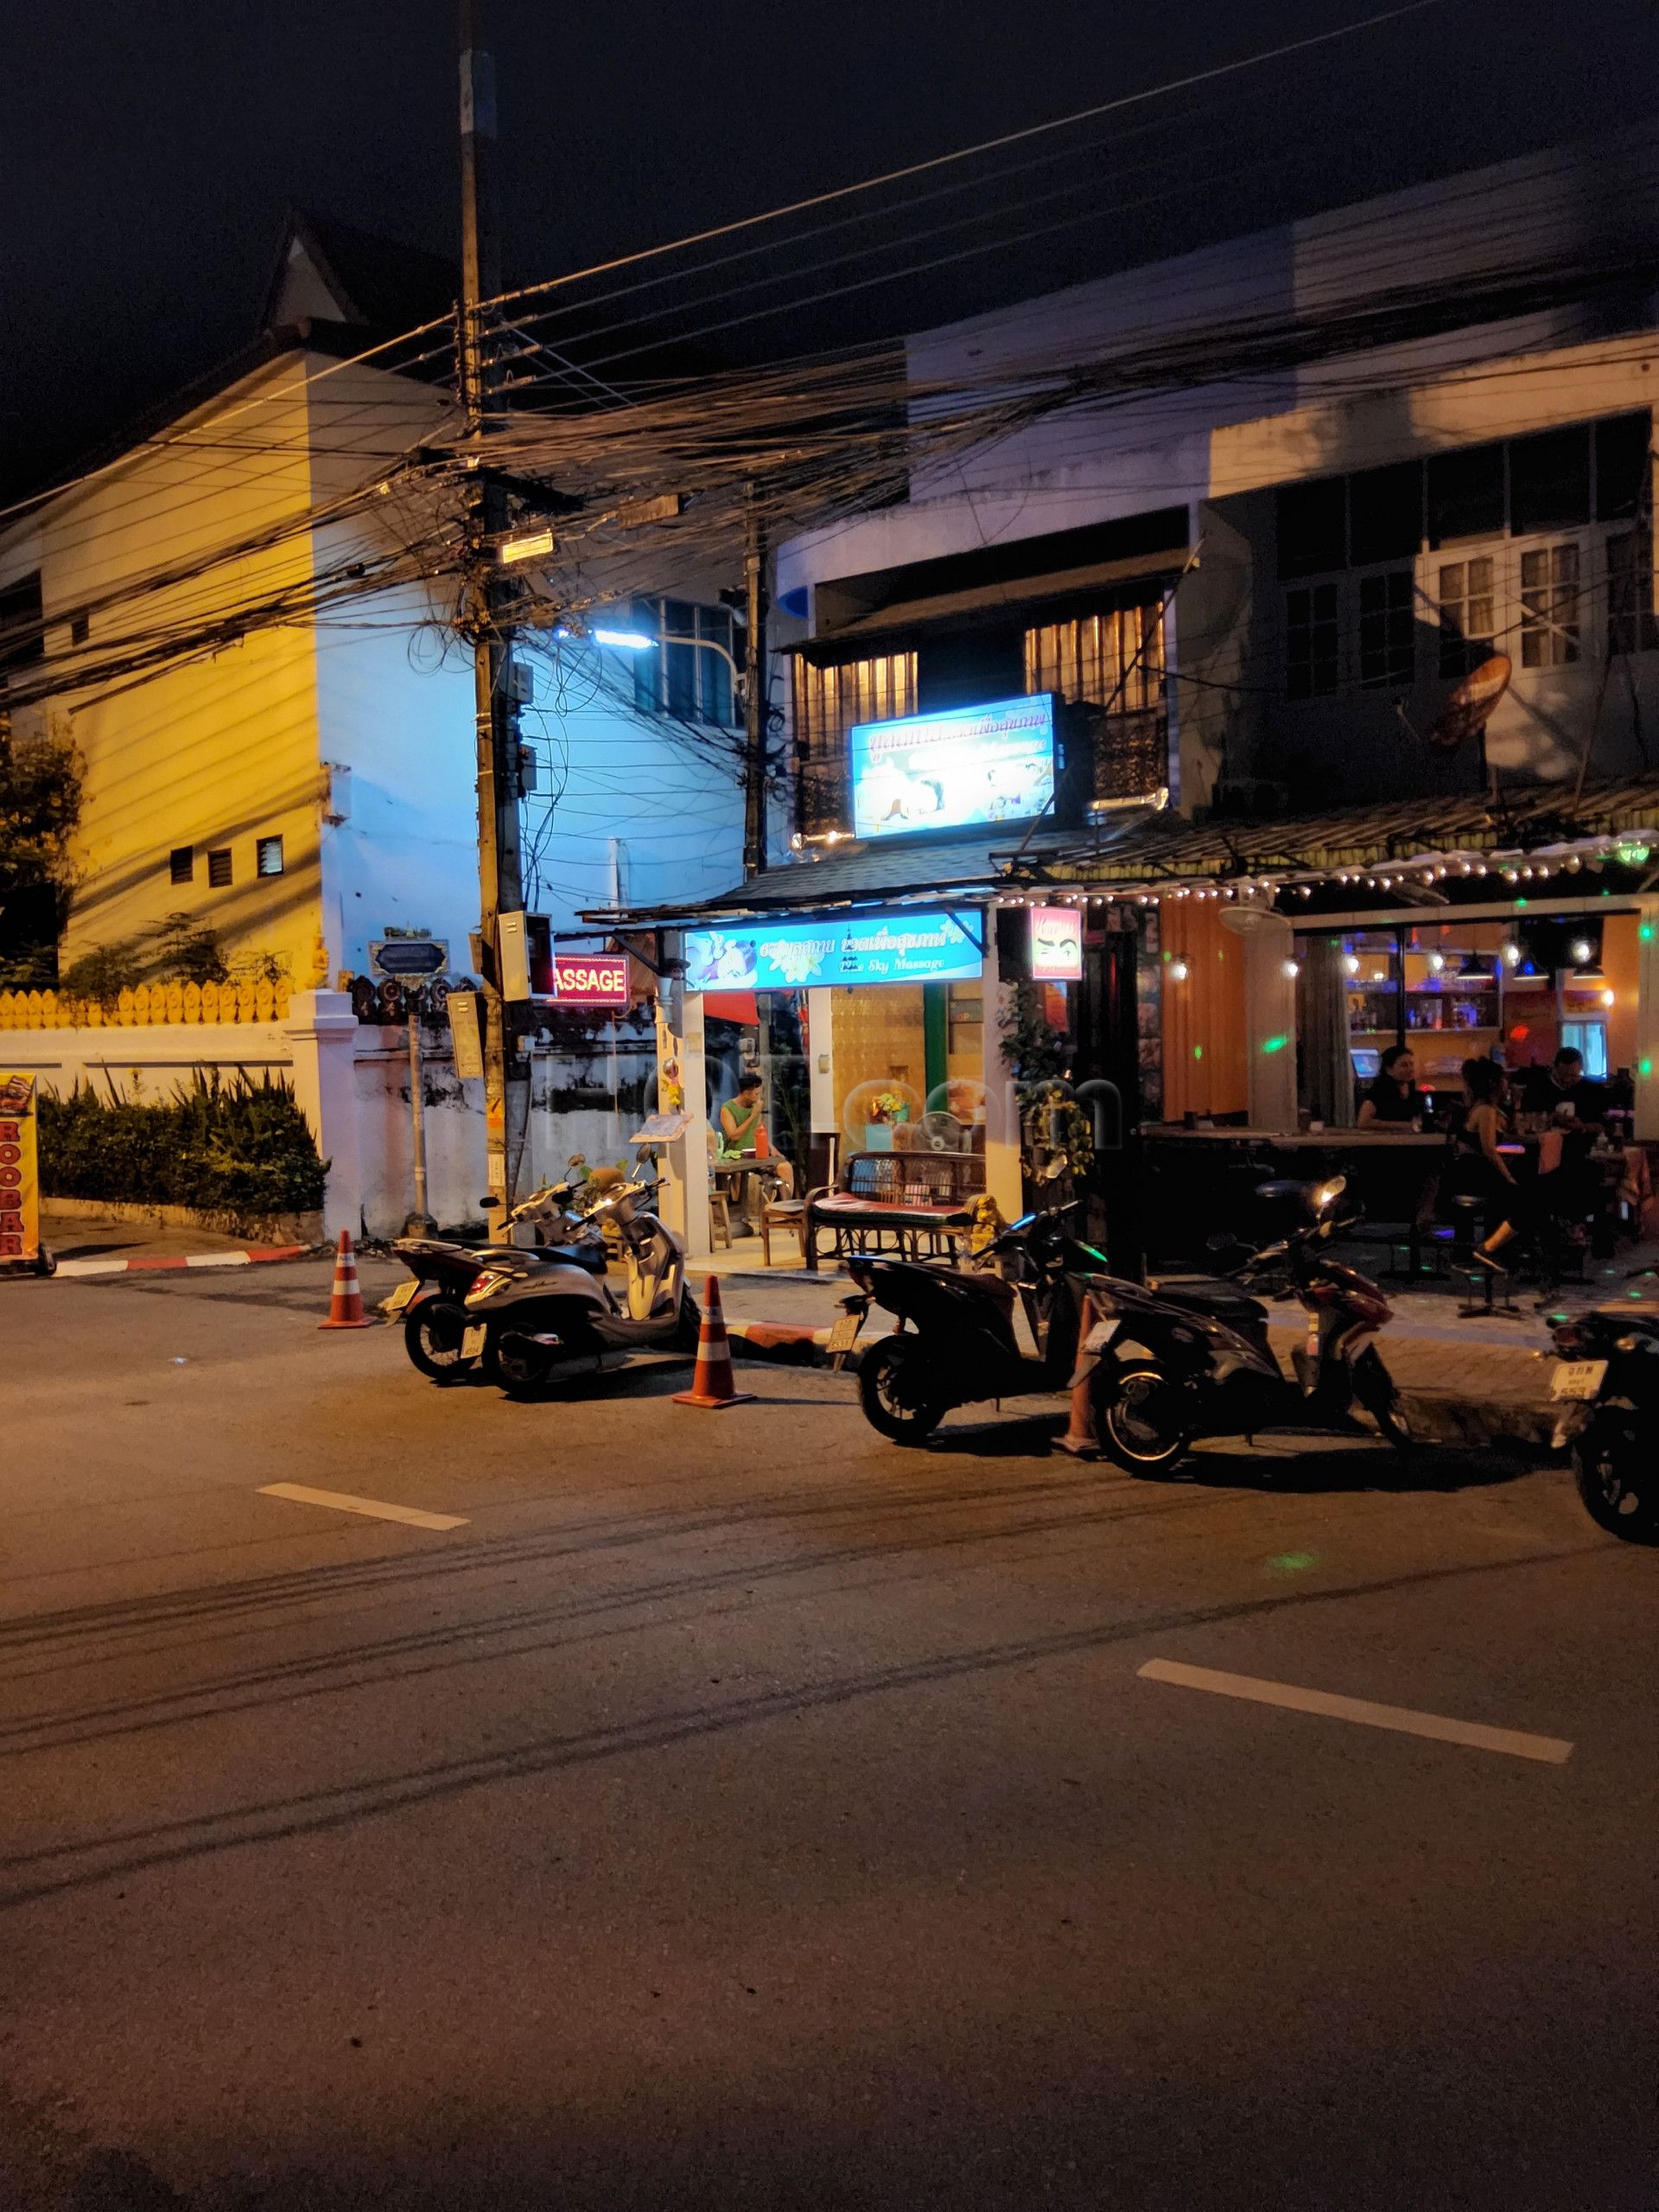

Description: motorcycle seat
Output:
[1147,1276,1269,1323]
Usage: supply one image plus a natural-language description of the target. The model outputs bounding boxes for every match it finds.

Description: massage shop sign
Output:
[0,1072,41,1273]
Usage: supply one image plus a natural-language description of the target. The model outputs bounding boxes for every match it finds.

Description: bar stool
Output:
[1452,1197,1519,1318]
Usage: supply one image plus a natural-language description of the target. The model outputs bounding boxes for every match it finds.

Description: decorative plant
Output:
[37,1072,326,1214]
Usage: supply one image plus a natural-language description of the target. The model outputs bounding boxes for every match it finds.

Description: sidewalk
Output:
[40,1204,308,1277]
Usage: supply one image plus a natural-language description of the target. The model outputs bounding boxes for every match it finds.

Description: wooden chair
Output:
[759,1189,809,1266]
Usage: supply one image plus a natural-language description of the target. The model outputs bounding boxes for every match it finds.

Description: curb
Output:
[52,1244,312,1279]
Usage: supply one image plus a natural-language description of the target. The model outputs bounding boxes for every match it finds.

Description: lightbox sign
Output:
[551,953,630,1007]
[685,911,982,992]
[1029,906,1083,981]
[849,695,1056,841]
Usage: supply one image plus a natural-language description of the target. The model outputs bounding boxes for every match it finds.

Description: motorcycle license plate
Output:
[826,1311,865,1355]
[1550,1358,1607,1402]
[382,1281,417,1316]
[461,1325,488,1360]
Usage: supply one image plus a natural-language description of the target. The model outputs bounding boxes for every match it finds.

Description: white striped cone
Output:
[319,1229,373,1330]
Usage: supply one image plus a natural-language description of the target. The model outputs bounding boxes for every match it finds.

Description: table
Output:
[1141,1128,1447,1268]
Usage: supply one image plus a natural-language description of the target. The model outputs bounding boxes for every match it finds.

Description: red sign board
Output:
[551,954,630,1007]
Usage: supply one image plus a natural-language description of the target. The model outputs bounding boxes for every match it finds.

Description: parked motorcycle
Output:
[841,1205,1106,1444]
[385,1183,607,1381]
[1546,1303,1659,1542]
[461,1173,700,1393]
[1082,1176,1412,1474]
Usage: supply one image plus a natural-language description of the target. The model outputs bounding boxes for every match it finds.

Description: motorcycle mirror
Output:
[480,1195,501,1209]
[1313,1175,1348,1214]
[1205,1231,1241,1253]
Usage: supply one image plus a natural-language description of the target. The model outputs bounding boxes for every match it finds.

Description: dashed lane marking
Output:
[1137,1657,1573,1764]
[258,1484,468,1532]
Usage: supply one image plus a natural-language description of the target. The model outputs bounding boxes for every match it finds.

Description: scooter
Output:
[1081,1176,1412,1475]
[1546,1302,1659,1541]
[841,1205,1106,1444]
[385,1183,607,1381]
[461,1173,701,1394]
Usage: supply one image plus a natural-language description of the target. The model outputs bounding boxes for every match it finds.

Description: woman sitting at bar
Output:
[1448,1057,1535,1272]
[1358,1043,1425,1128]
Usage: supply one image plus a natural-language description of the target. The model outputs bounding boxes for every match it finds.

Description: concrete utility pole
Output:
[458,0,529,1214]
[741,489,769,878]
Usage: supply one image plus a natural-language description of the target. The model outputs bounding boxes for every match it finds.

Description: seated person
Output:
[1357,1043,1426,1128]
[1519,1047,1606,1131]
[716,1071,795,1221]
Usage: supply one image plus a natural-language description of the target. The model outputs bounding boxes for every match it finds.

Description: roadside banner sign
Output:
[370,938,448,978]
[551,953,630,1007]
[0,1072,42,1270]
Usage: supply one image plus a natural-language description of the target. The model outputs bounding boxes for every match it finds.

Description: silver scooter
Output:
[385,1182,607,1381]
[461,1172,701,1393]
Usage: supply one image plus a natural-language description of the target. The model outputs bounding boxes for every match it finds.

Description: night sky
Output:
[6,0,1659,499]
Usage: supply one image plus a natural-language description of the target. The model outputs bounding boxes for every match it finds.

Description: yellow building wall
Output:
[832,982,929,1132]
[41,357,328,983]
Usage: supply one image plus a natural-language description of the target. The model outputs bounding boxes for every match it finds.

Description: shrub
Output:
[38,1073,327,1216]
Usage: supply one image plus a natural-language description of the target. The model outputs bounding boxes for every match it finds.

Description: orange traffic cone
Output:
[318,1229,374,1330]
[671,1274,756,1408]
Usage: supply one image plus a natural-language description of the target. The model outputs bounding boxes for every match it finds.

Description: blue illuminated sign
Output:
[685,910,983,992]
[849,694,1055,841]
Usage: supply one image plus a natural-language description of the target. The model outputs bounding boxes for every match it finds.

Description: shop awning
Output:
[793,546,1188,658]
[1002,776,1659,896]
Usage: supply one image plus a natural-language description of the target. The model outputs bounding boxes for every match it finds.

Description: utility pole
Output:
[741,488,769,878]
[458,0,528,1217]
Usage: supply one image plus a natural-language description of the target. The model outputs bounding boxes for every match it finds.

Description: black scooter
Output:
[1079,1176,1411,1474]
[841,1207,1103,1444]
[1547,1302,1659,1541]
[385,1183,606,1380]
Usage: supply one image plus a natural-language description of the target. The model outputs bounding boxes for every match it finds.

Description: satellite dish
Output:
[1218,905,1291,939]
[1427,654,1511,749]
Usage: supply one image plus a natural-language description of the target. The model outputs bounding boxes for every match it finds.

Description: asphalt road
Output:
[3,1258,1655,2211]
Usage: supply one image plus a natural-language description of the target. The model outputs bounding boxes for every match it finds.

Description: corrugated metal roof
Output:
[1024,777,1659,887]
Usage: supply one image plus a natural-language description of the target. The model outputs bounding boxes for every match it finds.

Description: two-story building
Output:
[594,124,1659,1259]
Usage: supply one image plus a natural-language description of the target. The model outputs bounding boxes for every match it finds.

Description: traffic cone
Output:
[671,1274,756,1408]
[318,1229,374,1330]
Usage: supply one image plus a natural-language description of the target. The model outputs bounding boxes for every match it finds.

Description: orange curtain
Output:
[1158,903,1248,1121]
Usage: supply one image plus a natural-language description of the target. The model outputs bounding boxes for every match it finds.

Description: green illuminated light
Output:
[1642,1058,1655,1078]
[1269,1551,1318,1573]
[1515,896,1529,908]
[1642,924,1655,944]
[1261,1034,1289,1054]
[1192,1044,1204,1061]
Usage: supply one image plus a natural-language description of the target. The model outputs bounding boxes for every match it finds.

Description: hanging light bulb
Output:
[1342,952,1361,977]
[1168,959,1191,983]
[1427,951,1446,974]
[1571,938,1593,966]
[1282,957,1301,981]
[1501,939,1521,966]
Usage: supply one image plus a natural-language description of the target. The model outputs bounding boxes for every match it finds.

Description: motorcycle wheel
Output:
[671,1290,702,1353]
[1573,1414,1659,1544]
[1370,1389,1414,1453]
[858,1336,946,1445]
[482,1329,558,1396]
[1095,1363,1192,1476]
[404,1298,475,1381]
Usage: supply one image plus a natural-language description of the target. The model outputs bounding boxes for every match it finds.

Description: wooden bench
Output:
[804,1148,987,1273]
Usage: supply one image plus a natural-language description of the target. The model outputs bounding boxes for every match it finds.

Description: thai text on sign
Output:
[552,955,629,1007]
[0,1072,41,1267]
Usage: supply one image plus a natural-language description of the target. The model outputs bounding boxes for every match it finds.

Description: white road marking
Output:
[258,1484,468,1532]
[184,1251,252,1268]
[1137,1658,1573,1764]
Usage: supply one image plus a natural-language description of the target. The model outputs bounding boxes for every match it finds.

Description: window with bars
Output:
[1021,602,1166,712]
[631,598,741,726]
[1285,582,1339,698]
[1437,556,1496,677]
[1520,543,1581,667]
[1357,571,1416,689]
[791,652,917,834]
